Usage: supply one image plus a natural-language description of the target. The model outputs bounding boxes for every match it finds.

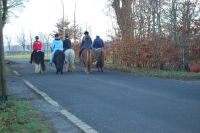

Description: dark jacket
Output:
[80,35,92,49]
[63,38,72,51]
[93,37,104,49]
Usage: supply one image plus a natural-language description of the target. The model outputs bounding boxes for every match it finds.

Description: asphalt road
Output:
[8,59,200,133]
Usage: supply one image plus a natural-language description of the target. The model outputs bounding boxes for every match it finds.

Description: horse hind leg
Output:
[41,62,45,72]
[56,69,59,74]
[72,63,75,72]
[66,62,69,72]
[68,63,72,72]
[39,64,41,74]
[85,68,89,74]
[35,64,39,73]
[101,67,103,72]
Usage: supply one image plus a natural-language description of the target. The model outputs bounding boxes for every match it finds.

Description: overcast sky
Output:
[3,0,113,44]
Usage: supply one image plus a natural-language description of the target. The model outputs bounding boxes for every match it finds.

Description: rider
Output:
[93,35,104,50]
[79,31,93,61]
[63,34,72,52]
[29,36,42,63]
[50,33,63,65]
[93,35,104,63]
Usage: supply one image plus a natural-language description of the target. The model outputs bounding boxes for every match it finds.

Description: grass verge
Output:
[0,97,51,133]
[105,63,200,79]
[5,53,50,60]
[2,65,53,133]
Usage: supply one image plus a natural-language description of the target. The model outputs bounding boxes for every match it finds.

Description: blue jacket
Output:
[93,36,104,49]
[51,39,63,52]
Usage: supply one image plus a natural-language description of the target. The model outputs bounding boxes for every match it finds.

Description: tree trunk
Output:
[0,0,7,101]
[112,0,133,40]
[171,0,178,45]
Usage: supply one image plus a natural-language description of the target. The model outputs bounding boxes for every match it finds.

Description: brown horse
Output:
[95,48,105,72]
[82,48,94,74]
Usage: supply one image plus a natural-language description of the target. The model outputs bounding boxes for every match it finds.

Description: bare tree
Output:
[54,18,82,42]
[111,0,133,40]
[5,36,12,52]
[17,31,26,53]
[72,3,82,43]
[28,31,33,52]
[2,0,28,27]
[43,33,51,56]
[54,19,72,40]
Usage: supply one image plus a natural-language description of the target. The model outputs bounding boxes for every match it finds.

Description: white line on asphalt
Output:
[23,79,59,107]
[22,79,99,133]
[13,70,20,76]
[60,109,98,133]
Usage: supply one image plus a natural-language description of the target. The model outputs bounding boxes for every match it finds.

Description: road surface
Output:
[8,59,200,133]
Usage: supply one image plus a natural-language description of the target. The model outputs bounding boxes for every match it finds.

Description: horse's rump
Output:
[33,51,45,71]
[53,50,65,74]
[64,49,75,72]
[95,48,105,68]
[64,49,75,64]
[82,48,94,73]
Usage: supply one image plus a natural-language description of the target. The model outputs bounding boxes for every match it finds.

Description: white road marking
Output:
[13,70,20,76]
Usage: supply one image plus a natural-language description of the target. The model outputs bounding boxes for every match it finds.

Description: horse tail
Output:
[40,52,45,71]
[69,50,73,64]
[85,49,91,70]
[86,50,89,66]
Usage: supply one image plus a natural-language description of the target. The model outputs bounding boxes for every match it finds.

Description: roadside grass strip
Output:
[0,97,51,133]
[105,63,200,79]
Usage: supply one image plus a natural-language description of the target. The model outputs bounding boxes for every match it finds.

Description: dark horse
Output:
[95,48,105,72]
[53,50,65,74]
[82,48,94,74]
[32,51,45,73]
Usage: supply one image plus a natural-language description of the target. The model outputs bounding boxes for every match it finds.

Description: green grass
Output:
[0,97,51,133]
[5,54,30,59]
[105,63,200,79]
[5,53,50,60]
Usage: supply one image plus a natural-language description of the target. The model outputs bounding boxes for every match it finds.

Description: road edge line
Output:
[13,70,20,76]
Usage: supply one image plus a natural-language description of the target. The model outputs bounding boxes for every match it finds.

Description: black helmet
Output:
[55,33,59,38]
[84,31,89,35]
[65,34,69,38]
[35,36,39,39]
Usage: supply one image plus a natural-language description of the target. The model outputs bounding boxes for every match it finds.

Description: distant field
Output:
[5,53,50,60]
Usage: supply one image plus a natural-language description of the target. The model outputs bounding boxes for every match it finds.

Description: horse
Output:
[64,49,75,72]
[53,50,65,74]
[32,51,45,74]
[81,48,94,74]
[95,48,105,72]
